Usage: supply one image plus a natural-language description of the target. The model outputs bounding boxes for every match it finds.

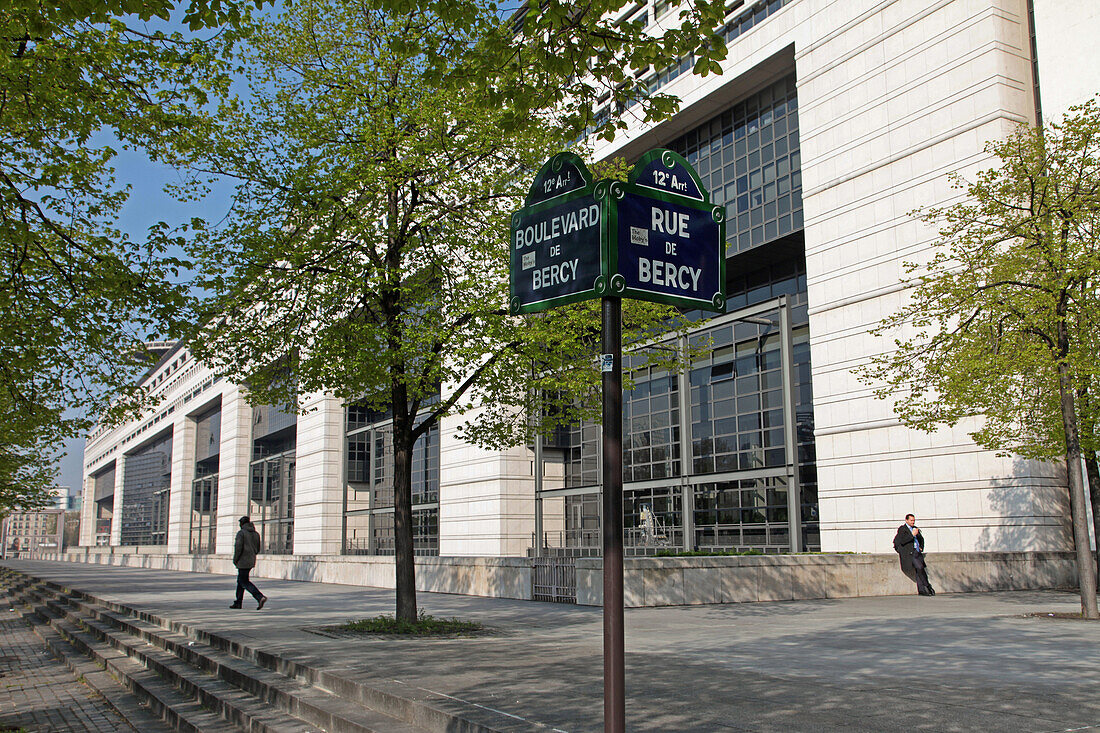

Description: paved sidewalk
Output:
[3,559,1099,732]
[0,589,137,732]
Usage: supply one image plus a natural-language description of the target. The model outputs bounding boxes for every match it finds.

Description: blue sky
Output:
[56,147,235,495]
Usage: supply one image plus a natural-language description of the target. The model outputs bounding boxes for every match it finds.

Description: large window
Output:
[119,431,172,546]
[672,74,803,256]
[250,404,296,554]
[624,364,681,482]
[693,477,791,550]
[190,406,221,554]
[550,255,817,555]
[92,464,115,545]
[344,403,440,556]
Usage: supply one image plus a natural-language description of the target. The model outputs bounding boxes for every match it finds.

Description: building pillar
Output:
[78,474,96,547]
[167,415,196,554]
[110,457,126,546]
[293,392,345,555]
[217,386,254,554]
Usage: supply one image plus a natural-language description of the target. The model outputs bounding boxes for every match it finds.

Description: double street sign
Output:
[509,149,726,315]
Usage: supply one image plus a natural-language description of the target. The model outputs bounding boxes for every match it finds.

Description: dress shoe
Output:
[230,602,242,609]
[256,595,267,610]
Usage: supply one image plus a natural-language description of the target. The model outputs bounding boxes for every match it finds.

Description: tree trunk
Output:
[1085,453,1100,576]
[392,406,418,623]
[1056,362,1099,618]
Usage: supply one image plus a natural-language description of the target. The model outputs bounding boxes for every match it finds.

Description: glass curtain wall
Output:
[344,403,440,556]
[92,464,115,545]
[119,431,172,546]
[553,271,817,555]
[249,404,296,554]
[190,405,221,553]
[545,72,817,555]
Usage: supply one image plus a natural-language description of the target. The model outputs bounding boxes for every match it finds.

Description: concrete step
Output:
[7,577,295,732]
[1,580,175,733]
[17,598,241,732]
[24,611,178,733]
[51,610,320,733]
[62,600,426,733]
[2,568,552,733]
[11,582,320,732]
[4,570,430,733]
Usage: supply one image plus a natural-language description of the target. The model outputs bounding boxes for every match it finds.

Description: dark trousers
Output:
[236,567,262,603]
[913,552,933,594]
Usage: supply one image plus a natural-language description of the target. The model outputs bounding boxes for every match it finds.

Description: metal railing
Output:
[343,537,439,557]
[531,526,686,557]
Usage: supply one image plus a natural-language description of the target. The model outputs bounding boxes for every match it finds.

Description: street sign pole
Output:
[601,296,625,733]
[512,149,723,733]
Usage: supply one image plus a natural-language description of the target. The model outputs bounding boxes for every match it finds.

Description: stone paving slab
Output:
[0,592,140,733]
[3,559,1099,732]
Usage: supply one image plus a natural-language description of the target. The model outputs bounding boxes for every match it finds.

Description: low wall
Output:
[39,547,532,601]
[576,551,1081,606]
[23,547,1082,607]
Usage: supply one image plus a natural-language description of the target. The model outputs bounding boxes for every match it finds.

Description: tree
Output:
[862,100,1100,618]
[454,0,730,141]
[184,0,689,621]
[0,0,727,515]
[0,0,261,512]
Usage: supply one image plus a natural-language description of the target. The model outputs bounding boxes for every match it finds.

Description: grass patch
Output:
[333,610,484,636]
[1026,611,1099,621]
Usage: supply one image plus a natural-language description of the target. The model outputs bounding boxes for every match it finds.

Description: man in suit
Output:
[893,513,935,596]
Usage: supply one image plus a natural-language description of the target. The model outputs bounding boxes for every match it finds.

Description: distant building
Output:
[2,509,65,558]
[47,486,69,511]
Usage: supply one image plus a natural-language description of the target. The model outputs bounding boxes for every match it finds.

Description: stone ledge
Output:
[575,551,1082,606]
[20,548,1084,607]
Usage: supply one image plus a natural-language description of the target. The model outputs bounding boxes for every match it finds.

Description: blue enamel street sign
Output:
[510,190,604,314]
[607,149,726,312]
[509,149,724,315]
[612,186,725,311]
[510,153,605,315]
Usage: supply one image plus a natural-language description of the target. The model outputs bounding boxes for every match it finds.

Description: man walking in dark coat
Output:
[231,516,268,609]
[893,513,935,596]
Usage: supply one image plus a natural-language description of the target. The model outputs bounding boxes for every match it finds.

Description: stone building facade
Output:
[79,0,1099,564]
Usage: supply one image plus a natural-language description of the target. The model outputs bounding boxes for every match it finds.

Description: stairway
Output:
[0,567,517,732]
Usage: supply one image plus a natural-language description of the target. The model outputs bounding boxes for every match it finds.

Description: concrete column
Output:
[293,392,345,555]
[110,457,126,546]
[217,386,254,555]
[167,417,195,554]
[78,473,96,547]
[439,405,536,557]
